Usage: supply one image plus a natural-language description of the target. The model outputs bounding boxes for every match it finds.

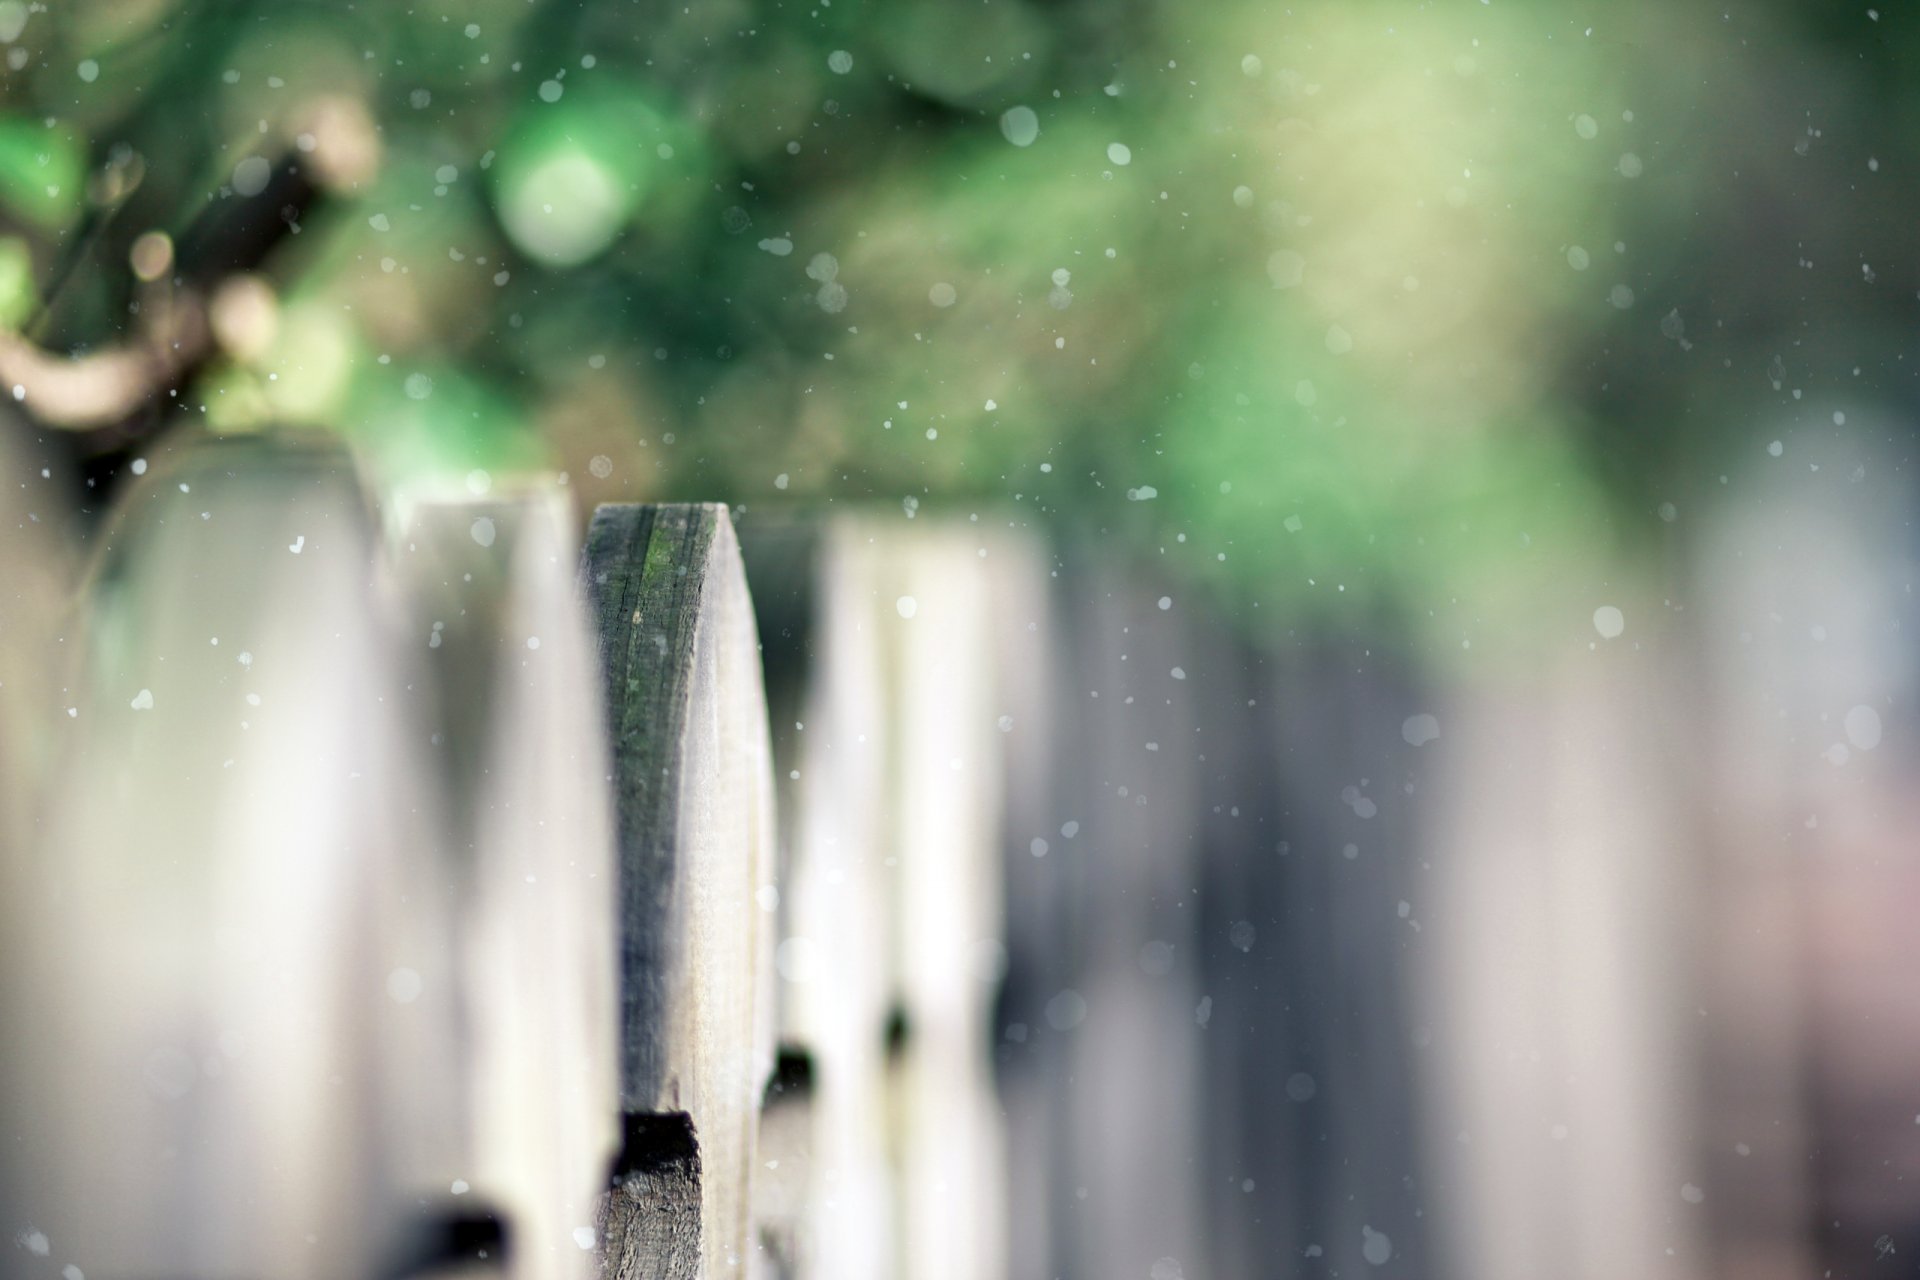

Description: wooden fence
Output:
[17,426,1920,1280]
[0,436,1027,1280]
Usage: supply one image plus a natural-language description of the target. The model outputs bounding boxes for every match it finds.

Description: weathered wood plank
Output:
[4,435,439,1279]
[388,485,621,1280]
[997,559,1210,1280]
[865,526,1013,1280]
[739,515,891,1280]
[748,516,1028,1280]
[1420,642,1696,1280]
[1196,638,1434,1278]
[582,503,777,1280]
[732,518,824,1280]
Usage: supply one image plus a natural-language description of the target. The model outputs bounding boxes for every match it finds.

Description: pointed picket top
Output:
[581,503,777,1280]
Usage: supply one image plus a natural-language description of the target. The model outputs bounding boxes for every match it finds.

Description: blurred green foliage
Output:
[3,0,1916,658]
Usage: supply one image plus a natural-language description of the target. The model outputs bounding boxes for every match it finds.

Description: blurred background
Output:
[5,0,1920,1277]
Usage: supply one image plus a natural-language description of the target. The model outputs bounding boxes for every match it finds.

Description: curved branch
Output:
[0,296,207,430]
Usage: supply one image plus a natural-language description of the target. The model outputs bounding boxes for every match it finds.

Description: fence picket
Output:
[582,504,777,1280]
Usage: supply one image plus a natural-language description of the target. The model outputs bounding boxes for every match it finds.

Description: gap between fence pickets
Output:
[582,502,777,1280]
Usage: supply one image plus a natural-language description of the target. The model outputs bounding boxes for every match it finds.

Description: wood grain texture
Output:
[598,1112,703,1280]
[582,504,777,1280]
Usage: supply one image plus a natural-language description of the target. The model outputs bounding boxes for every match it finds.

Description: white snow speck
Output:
[1107,141,1132,166]
[1593,605,1625,639]
[1047,989,1088,1030]
[130,688,154,711]
[232,155,271,197]
[1845,704,1882,750]
[1402,713,1441,746]
[777,936,818,983]
[143,1047,195,1100]
[471,516,497,547]
[999,105,1040,147]
[1266,249,1304,289]
[895,595,918,619]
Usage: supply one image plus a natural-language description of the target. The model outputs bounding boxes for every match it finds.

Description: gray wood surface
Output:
[736,514,1030,1280]
[6,435,424,1280]
[582,503,777,1280]
[390,485,621,1280]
